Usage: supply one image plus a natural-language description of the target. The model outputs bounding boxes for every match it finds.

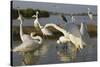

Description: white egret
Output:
[71,16,76,23]
[13,10,43,52]
[17,9,32,42]
[32,11,53,36]
[13,32,43,52]
[60,14,88,46]
[32,11,41,31]
[44,23,86,50]
[88,8,93,22]
[80,22,90,45]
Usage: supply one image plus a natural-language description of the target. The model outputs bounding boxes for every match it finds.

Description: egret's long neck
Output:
[88,10,90,15]
[35,13,42,29]
[36,13,39,19]
[88,9,93,22]
[80,22,88,36]
[80,22,84,35]
[45,23,68,37]
[20,19,24,40]
[31,36,43,44]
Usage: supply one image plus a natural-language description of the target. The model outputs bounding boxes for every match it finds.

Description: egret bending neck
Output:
[45,23,68,37]
[31,35,43,44]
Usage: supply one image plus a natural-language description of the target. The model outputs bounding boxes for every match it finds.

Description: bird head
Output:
[88,8,91,13]
[17,9,24,24]
[36,11,39,15]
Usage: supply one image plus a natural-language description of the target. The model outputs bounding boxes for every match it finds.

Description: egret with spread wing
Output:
[44,23,86,50]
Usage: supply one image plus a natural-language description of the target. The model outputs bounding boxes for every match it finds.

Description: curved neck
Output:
[45,23,68,37]
[31,35,43,44]
[34,14,42,29]
[36,13,39,19]
[88,10,90,15]
[80,22,84,35]
[80,22,88,35]
[20,19,24,40]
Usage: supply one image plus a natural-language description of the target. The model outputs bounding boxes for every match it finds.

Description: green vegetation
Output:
[12,8,50,19]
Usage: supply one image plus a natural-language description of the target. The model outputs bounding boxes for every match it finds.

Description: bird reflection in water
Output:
[56,42,78,62]
[18,43,48,65]
[22,49,41,65]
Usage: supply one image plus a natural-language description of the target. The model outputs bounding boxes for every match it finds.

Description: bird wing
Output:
[64,23,84,49]
[41,27,53,36]
[80,22,90,46]
[13,40,41,52]
[22,34,33,42]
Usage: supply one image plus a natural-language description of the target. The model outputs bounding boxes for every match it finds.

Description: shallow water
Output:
[12,37,97,66]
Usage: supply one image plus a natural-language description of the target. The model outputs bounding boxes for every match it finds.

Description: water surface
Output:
[12,38,97,66]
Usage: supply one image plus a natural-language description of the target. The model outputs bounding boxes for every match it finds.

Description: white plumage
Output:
[32,11,53,36]
[44,23,86,50]
[13,10,43,52]
[88,8,93,21]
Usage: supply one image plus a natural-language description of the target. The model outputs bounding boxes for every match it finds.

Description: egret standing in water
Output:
[88,8,93,23]
[71,16,76,23]
[60,13,89,45]
[13,10,43,52]
[80,21,90,46]
[32,11,53,36]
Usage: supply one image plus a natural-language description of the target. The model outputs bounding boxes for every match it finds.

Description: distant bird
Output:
[32,11,53,36]
[80,22,90,46]
[71,16,76,23]
[13,10,43,52]
[44,23,86,50]
[88,8,93,21]
[60,14,67,23]
[60,13,88,47]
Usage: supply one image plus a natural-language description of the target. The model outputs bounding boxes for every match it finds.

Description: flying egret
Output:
[32,11,53,36]
[44,23,86,50]
[13,10,43,52]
